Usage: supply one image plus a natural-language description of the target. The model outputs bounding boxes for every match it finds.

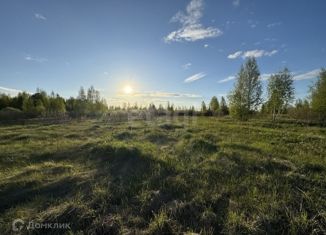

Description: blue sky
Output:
[0,0,325,107]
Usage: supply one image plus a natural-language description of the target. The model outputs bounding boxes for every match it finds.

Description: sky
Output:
[0,0,325,107]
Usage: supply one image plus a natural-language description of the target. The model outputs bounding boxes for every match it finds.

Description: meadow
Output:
[0,117,325,234]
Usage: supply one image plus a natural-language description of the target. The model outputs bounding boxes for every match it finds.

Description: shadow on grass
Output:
[1,143,237,234]
[224,143,265,155]
[0,176,85,213]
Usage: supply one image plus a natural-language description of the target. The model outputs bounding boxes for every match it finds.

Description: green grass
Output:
[0,117,325,234]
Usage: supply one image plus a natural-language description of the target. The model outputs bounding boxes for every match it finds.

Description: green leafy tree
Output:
[22,97,35,116]
[78,87,86,101]
[220,96,229,116]
[11,92,29,110]
[288,99,312,121]
[209,96,219,115]
[87,86,96,103]
[201,101,207,115]
[48,93,66,116]
[34,99,46,116]
[267,68,295,120]
[76,87,87,117]
[0,94,11,110]
[167,102,174,113]
[228,57,262,120]
[311,69,326,124]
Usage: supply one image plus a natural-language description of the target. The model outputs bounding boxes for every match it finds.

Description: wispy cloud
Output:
[131,91,202,98]
[218,76,236,83]
[248,19,259,29]
[227,49,278,59]
[25,55,48,63]
[117,91,202,99]
[267,22,282,28]
[204,44,209,48]
[184,72,206,83]
[227,51,242,59]
[0,86,25,96]
[34,13,47,21]
[218,73,272,83]
[232,0,240,7]
[182,62,192,70]
[243,49,278,58]
[164,0,222,42]
[261,73,272,81]
[293,69,320,80]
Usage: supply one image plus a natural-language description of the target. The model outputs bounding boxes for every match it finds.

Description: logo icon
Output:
[12,219,25,232]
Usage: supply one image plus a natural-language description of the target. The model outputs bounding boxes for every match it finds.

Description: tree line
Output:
[0,60,325,124]
[0,86,108,120]
[200,96,229,116]
[227,57,326,125]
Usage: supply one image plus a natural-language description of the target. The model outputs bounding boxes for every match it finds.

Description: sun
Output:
[123,85,133,94]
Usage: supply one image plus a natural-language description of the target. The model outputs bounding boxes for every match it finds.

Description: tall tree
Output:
[87,86,96,103]
[76,86,87,117]
[201,101,207,114]
[267,68,295,120]
[311,69,326,124]
[228,57,262,120]
[0,94,10,110]
[11,92,29,110]
[209,96,219,115]
[220,96,229,116]
[78,87,86,101]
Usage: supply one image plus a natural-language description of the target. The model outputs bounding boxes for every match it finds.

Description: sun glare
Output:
[123,85,133,94]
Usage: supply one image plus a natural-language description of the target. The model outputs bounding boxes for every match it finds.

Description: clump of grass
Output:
[114,131,135,140]
[145,131,174,145]
[159,123,183,130]
[187,138,218,154]
[148,210,178,234]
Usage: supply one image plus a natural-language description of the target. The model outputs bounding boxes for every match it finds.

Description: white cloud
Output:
[242,49,278,58]
[293,69,320,81]
[117,91,202,99]
[228,49,278,59]
[261,73,272,81]
[218,73,272,83]
[232,0,240,7]
[131,91,202,98]
[25,55,48,63]
[0,86,25,96]
[164,0,222,42]
[264,50,278,56]
[218,76,236,83]
[182,63,192,70]
[227,51,242,59]
[184,72,206,83]
[248,19,259,29]
[267,22,282,28]
[204,44,209,48]
[242,50,265,58]
[34,13,47,20]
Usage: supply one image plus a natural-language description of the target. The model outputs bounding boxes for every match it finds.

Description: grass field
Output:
[0,117,325,234]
